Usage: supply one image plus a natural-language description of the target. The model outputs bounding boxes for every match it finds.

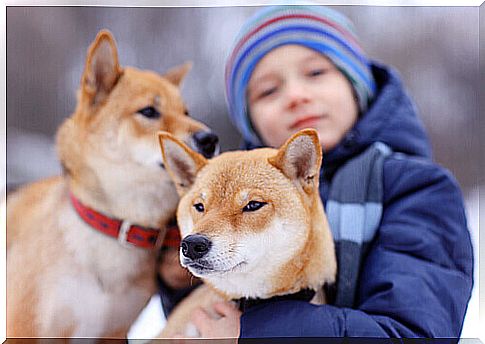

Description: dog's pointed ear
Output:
[158,131,207,196]
[81,30,121,108]
[164,62,192,87]
[269,129,322,194]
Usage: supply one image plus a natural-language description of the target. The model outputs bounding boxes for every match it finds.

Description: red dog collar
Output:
[70,193,161,249]
[161,223,182,249]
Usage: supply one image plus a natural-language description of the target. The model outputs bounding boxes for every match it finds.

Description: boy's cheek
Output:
[249,107,288,147]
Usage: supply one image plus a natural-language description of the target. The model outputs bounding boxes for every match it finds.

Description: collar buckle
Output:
[118,220,132,247]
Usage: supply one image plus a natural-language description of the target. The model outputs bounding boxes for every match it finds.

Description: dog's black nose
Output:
[193,131,219,158]
[181,234,212,260]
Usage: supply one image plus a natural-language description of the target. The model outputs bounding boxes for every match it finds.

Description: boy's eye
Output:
[137,106,160,119]
[243,201,267,212]
[307,69,326,77]
[257,86,278,99]
[193,203,205,213]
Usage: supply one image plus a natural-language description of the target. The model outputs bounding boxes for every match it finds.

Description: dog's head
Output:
[56,30,218,222]
[159,129,336,299]
[57,30,218,181]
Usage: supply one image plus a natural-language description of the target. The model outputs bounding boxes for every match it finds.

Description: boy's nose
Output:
[181,234,212,260]
[285,81,311,109]
[192,130,219,158]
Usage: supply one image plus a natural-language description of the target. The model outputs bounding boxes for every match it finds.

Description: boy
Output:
[160,5,473,338]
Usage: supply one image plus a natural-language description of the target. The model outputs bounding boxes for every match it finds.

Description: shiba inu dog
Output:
[6,30,218,339]
[157,128,336,338]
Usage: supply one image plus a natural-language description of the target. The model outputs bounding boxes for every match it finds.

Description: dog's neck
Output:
[63,152,178,230]
[279,191,336,294]
[57,115,179,230]
[69,192,168,249]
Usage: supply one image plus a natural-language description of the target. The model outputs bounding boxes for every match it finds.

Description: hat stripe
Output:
[227,13,362,72]
[231,22,367,76]
[233,5,359,50]
[229,25,374,99]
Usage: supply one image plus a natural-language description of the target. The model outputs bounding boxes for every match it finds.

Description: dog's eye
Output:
[137,106,160,119]
[243,201,267,212]
[193,203,205,213]
[184,110,190,116]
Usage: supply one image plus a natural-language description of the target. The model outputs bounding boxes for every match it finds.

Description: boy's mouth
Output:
[290,115,324,130]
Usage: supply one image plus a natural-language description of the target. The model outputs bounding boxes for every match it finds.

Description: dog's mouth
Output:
[184,259,247,277]
[185,261,214,275]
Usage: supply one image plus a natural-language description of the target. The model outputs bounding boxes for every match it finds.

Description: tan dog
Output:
[157,129,336,338]
[6,30,217,339]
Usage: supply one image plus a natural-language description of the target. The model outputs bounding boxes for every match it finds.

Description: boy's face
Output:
[247,45,359,151]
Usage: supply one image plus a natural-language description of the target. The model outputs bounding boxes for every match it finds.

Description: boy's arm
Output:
[239,157,474,338]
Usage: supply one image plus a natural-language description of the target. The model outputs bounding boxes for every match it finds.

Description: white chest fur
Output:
[34,202,157,337]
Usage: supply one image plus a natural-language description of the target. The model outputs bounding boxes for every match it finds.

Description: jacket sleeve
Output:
[239,156,474,338]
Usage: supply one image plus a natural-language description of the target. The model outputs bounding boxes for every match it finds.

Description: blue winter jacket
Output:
[238,63,474,338]
[158,63,473,338]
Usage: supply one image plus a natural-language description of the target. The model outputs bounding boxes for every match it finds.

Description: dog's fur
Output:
[6,30,212,338]
[157,129,337,338]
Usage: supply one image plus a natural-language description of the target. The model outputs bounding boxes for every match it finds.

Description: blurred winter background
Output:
[5,4,483,341]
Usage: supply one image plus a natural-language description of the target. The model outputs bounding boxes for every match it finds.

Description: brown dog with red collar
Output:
[6,30,216,339]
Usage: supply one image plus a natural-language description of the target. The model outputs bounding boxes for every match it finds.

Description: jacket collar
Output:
[235,288,316,312]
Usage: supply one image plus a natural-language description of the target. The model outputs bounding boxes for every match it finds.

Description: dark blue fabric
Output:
[238,63,474,338]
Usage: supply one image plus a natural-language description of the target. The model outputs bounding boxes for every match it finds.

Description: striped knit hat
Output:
[225,5,376,145]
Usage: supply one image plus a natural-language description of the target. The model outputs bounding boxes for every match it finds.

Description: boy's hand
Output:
[192,301,241,339]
